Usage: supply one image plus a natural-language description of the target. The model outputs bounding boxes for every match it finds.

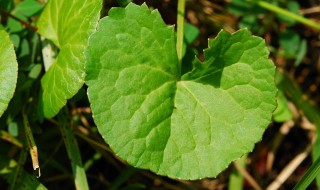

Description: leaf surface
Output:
[86,3,277,179]
[36,0,102,117]
[0,30,18,117]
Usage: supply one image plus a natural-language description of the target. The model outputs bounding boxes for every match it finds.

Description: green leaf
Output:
[0,30,18,118]
[184,23,199,44]
[36,0,102,118]
[28,64,42,79]
[294,39,307,67]
[273,71,293,122]
[279,29,300,58]
[13,0,43,17]
[0,155,47,190]
[86,3,277,179]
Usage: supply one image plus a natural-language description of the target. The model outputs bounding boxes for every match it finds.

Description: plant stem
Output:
[176,0,186,65]
[248,0,320,30]
[58,110,89,190]
[229,155,247,190]
[0,7,38,31]
[22,110,41,178]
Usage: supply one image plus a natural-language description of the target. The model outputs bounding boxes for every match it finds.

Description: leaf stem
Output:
[176,0,186,65]
[248,0,320,30]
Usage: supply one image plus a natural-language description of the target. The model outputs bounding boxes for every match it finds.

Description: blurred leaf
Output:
[19,38,30,58]
[228,0,253,16]
[184,22,199,44]
[28,64,42,79]
[227,0,264,16]
[7,17,23,33]
[9,34,20,49]
[182,23,199,57]
[239,15,259,31]
[8,122,18,137]
[13,0,43,17]
[0,0,14,11]
[294,39,307,67]
[117,0,132,7]
[279,29,300,58]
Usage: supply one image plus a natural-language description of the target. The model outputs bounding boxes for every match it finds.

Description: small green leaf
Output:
[184,23,199,44]
[9,34,20,49]
[86,3,276,179]
[36,0,102,118]
[273,71,293,122]
[8,122,18,137]
[28,64,42,79]
[13,0,43,17]
[0,30,18,118]
[294,39,307,67]
[279,29,300,58]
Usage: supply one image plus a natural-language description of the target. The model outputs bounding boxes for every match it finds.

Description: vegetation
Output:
[0,0,319,189]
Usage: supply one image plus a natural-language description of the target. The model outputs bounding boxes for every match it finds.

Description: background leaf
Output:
[36,0,102,118]
[86,3,276,180]
[0,30,18,117]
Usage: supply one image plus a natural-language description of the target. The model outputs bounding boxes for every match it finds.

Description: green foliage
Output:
[13,0,43,17]
[273,71,293,122]
[0,155,47,190]
[0,30,18,117]
[36,0,102,118]
[86,3,276,179]
[5,0,319,188]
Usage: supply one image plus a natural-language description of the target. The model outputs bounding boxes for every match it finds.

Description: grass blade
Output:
[0,155,47,190]
[293,156,320,190]
[23,110,41,178]
[58,111,89,190]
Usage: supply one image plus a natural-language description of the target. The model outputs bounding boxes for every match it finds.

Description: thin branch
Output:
[0,7,38,32]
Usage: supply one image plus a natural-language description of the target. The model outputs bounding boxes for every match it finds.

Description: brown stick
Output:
[0,7,38,32]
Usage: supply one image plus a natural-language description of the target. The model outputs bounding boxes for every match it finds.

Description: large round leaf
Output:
[0,30,18,117]
[36,0,102,118]
[86,3,277,179]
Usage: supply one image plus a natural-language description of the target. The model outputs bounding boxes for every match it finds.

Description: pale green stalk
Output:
[229,155,247,190]
[248,0,320,30]
[176,0,186,64]
[22,110,40,178]
[58,111,89,190]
